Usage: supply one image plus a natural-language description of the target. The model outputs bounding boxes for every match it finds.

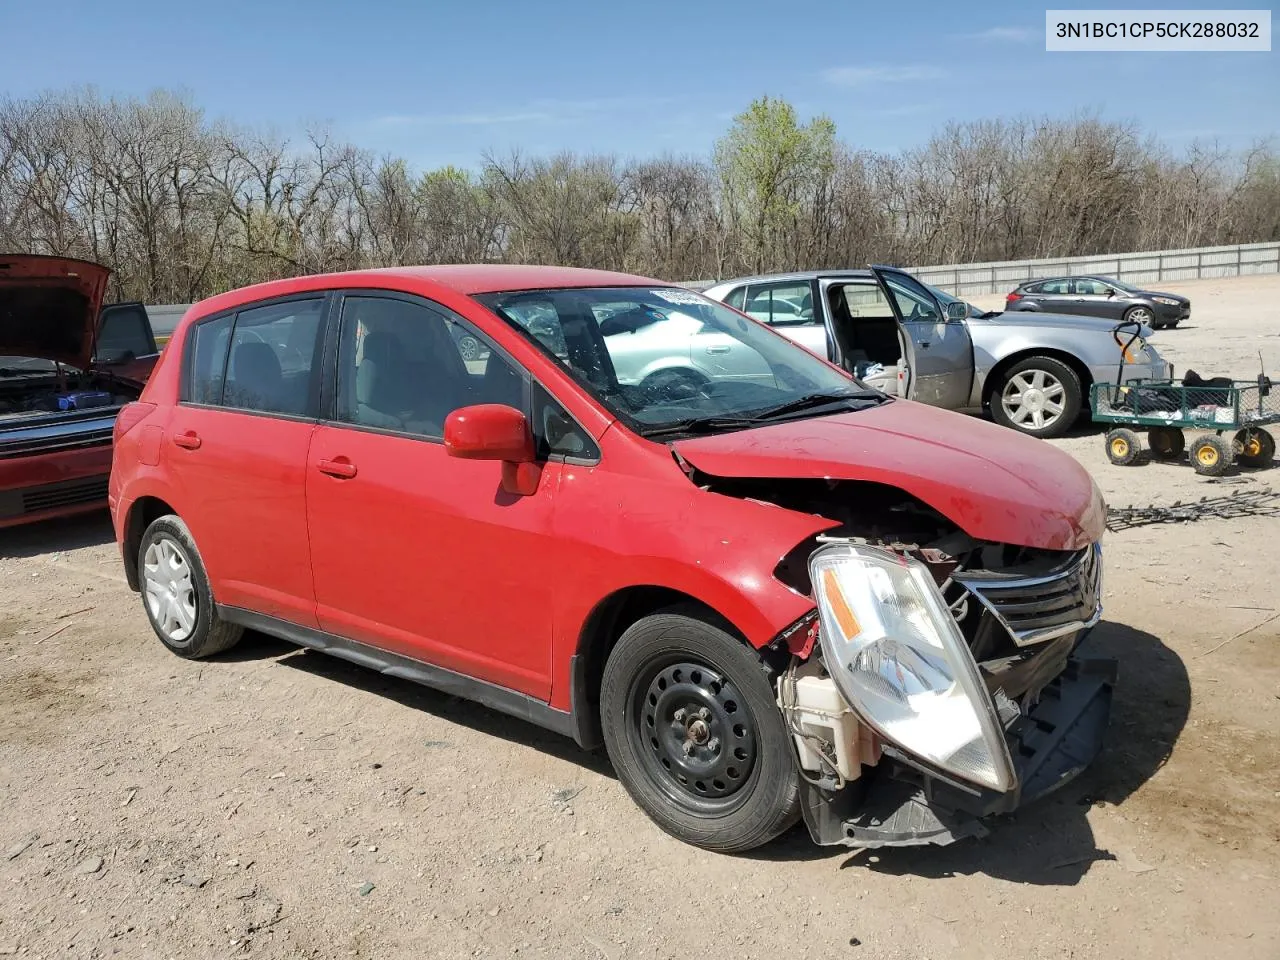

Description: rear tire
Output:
[1191,435,1233,477]
[1147,426,1185,460]
[1235,428,1275,468]
[138,515,242,659]
[600,608,800,853]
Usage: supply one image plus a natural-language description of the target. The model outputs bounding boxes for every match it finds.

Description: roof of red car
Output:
[360,264,665,294]
[186,264,669,322]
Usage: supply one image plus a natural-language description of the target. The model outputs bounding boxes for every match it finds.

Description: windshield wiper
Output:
[638,416,763,440]
[638,390,886,440]
[745,389,886,421]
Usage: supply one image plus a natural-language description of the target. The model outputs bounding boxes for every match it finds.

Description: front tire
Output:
[1124,305,1154,327]
[600,609,800,853]
[990,356,1083,439]
[139,515,243,659]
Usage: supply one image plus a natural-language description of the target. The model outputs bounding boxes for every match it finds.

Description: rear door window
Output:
[183,298,325,416]
[1039,279,1071,295]
[742,282,816,326]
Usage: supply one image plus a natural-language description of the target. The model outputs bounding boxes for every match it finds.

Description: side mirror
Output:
[944,300,968,322]
[444,404,540,496]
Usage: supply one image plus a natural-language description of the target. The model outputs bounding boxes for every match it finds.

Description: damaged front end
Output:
[767,504,1112,849]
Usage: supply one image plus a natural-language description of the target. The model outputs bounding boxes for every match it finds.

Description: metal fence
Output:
[908,241,1280,297]
[680,241,1280,296]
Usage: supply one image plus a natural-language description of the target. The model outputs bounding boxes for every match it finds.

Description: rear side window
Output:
[724,286,746,310]
[1039,279,1071,295]
[182,298,325,416]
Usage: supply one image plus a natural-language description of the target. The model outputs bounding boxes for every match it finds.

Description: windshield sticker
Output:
[650,288,707,306]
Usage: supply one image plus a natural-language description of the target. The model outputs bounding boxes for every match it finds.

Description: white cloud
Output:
[961,26,1036,42]
[822,65,946,87]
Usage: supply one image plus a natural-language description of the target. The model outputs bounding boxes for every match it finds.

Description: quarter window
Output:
[186,314,233,405]
[335,295,525,439]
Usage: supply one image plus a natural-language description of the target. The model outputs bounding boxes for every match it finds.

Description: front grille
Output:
[0,475,109,519]
[954,544,1102,647]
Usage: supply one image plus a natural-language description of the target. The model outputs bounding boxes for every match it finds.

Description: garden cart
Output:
[1090,372,1278,476]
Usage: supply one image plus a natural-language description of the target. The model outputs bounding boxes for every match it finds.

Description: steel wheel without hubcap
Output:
[628,659,758,812]
[1001,368,1067,432]
[143,537,197,644]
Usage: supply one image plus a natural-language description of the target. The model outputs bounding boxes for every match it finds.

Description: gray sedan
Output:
[1006,275,1191,330]
[700,266,1171,439]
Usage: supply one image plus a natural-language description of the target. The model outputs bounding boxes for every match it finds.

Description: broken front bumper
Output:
[798,654,1117,848]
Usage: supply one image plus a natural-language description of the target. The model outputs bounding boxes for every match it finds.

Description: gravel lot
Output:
[2,274,1279,960]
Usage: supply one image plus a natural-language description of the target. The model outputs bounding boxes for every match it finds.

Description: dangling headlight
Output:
[809,541,1015,792]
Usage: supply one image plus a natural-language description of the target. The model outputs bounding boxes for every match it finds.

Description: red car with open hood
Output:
[108,264,1113,853]
[1,254,159,527]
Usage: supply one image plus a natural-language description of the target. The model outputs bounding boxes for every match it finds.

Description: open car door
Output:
[93,301,160,384]
[869,265,974,408]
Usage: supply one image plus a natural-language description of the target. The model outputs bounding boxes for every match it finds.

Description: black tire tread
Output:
[990,355,1083,439]
[139,515,243,659]
[600,606,799,853]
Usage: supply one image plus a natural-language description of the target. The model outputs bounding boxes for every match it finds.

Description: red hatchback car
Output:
[110,265,1114,853]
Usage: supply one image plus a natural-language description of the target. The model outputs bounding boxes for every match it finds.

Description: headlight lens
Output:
[809,542,1015,792]
[1152,296,1179,306]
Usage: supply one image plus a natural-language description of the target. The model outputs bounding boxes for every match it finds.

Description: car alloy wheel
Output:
[143,537,198,644]
[628,659,758,810]
[1126,306,1153,326]
[1000,368,1067,432]
[457,335,481,361]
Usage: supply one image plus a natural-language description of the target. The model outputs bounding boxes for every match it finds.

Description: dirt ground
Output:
[2,274,1279,960]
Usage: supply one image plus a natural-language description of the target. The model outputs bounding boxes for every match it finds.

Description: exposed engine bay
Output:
[694,472,1110,847]
[0,369,137,425]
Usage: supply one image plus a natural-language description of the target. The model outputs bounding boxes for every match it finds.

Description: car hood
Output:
[0,254,110,370]
[672,400,1105,552]
[980,310,1151,337]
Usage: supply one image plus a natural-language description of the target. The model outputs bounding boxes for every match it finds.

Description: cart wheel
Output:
[1105,428,1142,466]
[1235,428,1275,468]
[1191,435,1234,476]
[1147,426,1185,460]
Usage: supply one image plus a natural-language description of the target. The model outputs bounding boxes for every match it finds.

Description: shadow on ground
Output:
[0,510,115,559]
[226,617,1186,885]
[747,621,1189,886]
[234,631,615,779]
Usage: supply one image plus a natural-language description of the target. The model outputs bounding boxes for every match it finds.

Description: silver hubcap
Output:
[1002,369,1066,430]
[143,538,197,643]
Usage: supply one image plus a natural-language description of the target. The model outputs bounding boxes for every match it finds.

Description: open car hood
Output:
[0,254,110,370]
[671,400,1105,552]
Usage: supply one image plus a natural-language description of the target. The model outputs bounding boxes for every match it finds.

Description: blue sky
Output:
[3,0,1276,169]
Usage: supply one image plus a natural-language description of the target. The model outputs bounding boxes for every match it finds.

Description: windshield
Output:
[923,282,986,318]
[475,286,879,436]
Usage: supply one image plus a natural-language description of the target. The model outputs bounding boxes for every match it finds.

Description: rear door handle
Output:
[317,457,357,479]
[172,431,201,450]
[705,345,731,355]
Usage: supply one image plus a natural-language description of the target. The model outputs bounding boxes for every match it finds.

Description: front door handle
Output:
[919,341,930,348]
[705,345,731,355]
[172,431,201,450]
[317,457,357,479]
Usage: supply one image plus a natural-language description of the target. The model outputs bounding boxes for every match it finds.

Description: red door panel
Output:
[164,405,318,626]
[305,424,560,698]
